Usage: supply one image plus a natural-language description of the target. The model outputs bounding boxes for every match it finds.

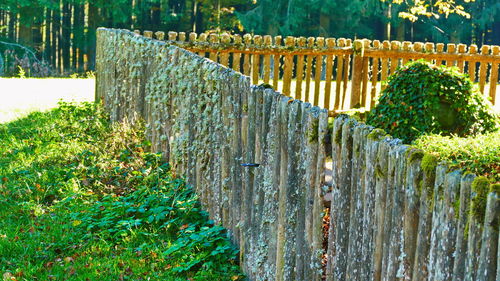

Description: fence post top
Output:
[155,31,165,40]
[480,45,491,54]
[263,35,272,45]
[316,37,325,47]
[221,33,231,44]
[326,38,336,48]
[353,39,364,50]
[189,32,197,41]
[178,32,186,41]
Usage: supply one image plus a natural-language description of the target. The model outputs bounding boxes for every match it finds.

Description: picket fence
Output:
[96,28,499,281]
[142,30,500,112]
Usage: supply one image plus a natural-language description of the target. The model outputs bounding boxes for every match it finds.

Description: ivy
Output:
[367,60,499,144]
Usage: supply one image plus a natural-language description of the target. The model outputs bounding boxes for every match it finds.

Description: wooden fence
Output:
[139,30,500,112]
[326,117,499,281]
[96,28,499,281]
[96,28,328,280]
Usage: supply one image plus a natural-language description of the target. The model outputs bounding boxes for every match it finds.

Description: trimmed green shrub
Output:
[367,60,499,143]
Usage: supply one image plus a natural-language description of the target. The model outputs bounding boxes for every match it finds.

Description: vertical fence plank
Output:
[332,118,356,281]
[464,177,486,281]
[275,95,292,281]
[295,37,307,101]
[326,115,349,281]
[478,45,491,95]
[219,33,230,67]
[346,124,371,280]
[314,37,325,106]
[435,170,462,280]
[220,71,233,230]
[372,137,391,281]
[350,39,364,109]
[260,90,282,280]
[476,189,499,281]
[360,39,371,109]
[457,44,467,72]
[435,43,445,66]
[324,38,335,110]
[243,34,252,76]
[401,149,423,280]
[411,153,437,280]
[452,173,475,281]
[240,84,257,274]
[334,39,346,110]
[154,31,165,40]
[263,35,272,84]
[341,39,352,109]
[401,41,411,65]
[489,46,499,104]
[305,37,315,103]
[389,41,401,75]
[295,102,312,280]
[283,36,296,97]
[311,108,328,281]
[188,32,196,43]
[359,127,383,280]
[382,143,407,281]
[197,33,207,57]
[446,44,456,67]
[428,165,451,280]
[232,34,242,72]
[380,41,391,92]
[370,40,381,109]
[467,45,478,82]
[208,33,219,63]
[252,35,262,85]
[273,36,282,90]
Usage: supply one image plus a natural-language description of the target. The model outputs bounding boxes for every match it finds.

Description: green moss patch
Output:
[470,176,491,224]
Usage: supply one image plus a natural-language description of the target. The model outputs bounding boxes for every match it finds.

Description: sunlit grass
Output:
[0,103,243,280]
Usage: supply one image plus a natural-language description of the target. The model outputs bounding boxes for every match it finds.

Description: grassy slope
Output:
[0,103,243,280]
[413,130,500,183]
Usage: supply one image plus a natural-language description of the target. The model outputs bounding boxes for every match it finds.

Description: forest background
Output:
[0,0,499,76]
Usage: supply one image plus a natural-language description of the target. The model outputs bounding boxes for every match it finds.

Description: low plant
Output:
[367,60,499,143]
[413,130,500,183]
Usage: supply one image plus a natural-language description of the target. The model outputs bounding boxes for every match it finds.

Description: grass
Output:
[0,102,244,280]
[0,78,95,123]
[413,130,500,183]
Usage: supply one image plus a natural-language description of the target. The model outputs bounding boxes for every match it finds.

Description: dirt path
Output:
[0,78,95,123]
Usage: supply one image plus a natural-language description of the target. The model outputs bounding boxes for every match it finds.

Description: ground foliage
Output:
[367,60,499,143]
[0,102,243,280]
[413,130,500,183]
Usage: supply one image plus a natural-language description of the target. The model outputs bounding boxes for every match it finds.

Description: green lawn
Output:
[0,103,244,280]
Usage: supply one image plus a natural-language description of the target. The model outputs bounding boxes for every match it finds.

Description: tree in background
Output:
[0,0,498,76]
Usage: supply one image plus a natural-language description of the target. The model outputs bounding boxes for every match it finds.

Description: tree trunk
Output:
[88,3,99,70]
[18,8,34,46]
[384,4,392,41]
[319,12,331,37]
[61,2,71,72]
[43,8,52,64]
[396,21,405,41]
